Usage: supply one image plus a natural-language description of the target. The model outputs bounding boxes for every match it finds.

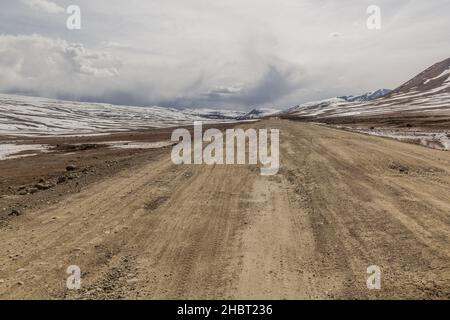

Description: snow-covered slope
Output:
[284,57,450,119]
[238,108,280,120]
[0,94,219,136]
[284,97,347,117]
[0,93,280,137]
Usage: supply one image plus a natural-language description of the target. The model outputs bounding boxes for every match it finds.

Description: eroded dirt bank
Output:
[0,119,449,299]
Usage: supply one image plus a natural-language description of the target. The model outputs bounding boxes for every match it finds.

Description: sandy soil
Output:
[0,119,449,299]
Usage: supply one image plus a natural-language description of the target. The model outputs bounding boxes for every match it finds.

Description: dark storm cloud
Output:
[201,65,303,108]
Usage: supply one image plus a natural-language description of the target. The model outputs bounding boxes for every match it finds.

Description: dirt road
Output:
[0,119,449,299]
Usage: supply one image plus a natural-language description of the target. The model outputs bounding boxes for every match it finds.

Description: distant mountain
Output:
[180,107,280,120]
[283,88,391,118]
[339,89,391,102]
[238,108,280,120]
[179,108,247,120]
[282,56,450,120]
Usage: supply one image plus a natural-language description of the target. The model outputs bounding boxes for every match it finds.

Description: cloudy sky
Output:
[0,0,449,110]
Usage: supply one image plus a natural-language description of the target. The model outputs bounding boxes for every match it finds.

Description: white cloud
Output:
[23,0,65,14]
[0,34,119,99]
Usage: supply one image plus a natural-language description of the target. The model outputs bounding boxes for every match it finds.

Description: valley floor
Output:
[0,119,449,299]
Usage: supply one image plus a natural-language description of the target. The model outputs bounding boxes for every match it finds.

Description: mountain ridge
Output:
[282,56,450,120]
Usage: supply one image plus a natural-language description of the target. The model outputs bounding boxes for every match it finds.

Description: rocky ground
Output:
[0,123,232,224]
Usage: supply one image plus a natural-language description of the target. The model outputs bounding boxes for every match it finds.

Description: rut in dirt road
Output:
[0,119,449,299]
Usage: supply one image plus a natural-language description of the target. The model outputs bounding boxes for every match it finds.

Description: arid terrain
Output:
[0,119,449,299]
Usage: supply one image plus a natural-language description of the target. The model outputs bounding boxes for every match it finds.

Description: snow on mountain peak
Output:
[339,88,391,102]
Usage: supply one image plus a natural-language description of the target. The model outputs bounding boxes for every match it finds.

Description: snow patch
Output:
[424,67,450,84]
[0,143,48,160]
